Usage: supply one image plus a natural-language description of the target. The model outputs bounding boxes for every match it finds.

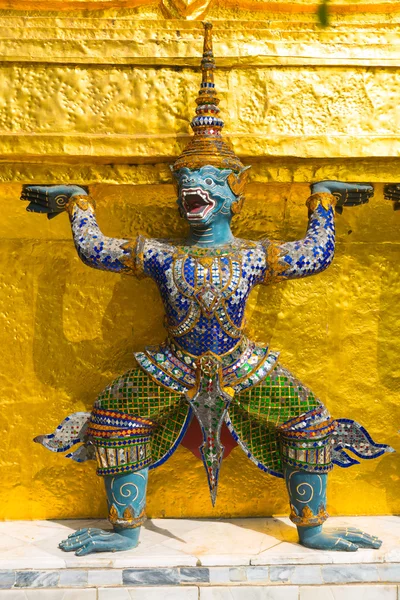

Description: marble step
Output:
[0,516,398,599]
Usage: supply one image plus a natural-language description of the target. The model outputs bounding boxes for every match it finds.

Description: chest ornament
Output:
[166,253,244,339]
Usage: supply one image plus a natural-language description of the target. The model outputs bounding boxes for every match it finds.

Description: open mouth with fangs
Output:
[181,188,216,220]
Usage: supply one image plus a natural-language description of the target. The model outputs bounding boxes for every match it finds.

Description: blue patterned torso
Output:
[140,238,266,356]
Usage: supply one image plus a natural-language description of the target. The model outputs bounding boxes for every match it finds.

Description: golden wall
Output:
[0,1,399,519]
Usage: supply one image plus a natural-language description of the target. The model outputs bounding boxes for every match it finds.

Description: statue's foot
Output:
[59,527,140,555]
[299,527,382,551]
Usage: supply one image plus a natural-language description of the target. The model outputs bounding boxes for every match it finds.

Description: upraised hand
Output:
[21,185,88,219]
[383,184,400,211]
[311,181,374,214]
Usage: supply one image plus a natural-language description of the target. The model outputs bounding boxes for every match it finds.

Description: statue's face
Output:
[174,166,238,225]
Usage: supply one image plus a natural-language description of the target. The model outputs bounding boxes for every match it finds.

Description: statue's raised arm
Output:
[21,185,139,275]
[262,180,373,284]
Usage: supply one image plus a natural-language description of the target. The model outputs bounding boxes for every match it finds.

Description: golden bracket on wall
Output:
[160,0,213,19]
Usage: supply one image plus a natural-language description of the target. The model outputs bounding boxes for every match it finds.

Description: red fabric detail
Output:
[181,417,237,459]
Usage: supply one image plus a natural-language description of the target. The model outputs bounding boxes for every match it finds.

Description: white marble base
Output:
[0,517,398,598]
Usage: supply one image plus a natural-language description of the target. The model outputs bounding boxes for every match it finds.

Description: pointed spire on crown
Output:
[173,22,244,173]
[190,22,223,136]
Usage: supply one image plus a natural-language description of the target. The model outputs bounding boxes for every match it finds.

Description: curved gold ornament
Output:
[108,504,147,529]
[161,0,213,19]
[65,194,96,216]
[290,503,329,527]
[306,192,337,213]
[227,168,251,197]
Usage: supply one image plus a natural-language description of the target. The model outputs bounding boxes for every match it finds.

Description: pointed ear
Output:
[227,166,251,197]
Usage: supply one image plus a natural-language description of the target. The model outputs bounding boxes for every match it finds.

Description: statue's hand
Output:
[59,527,138,556]
[383,184,400,211]
[20,185,88,220]
[311,180,373,214]
[299,526,382,551]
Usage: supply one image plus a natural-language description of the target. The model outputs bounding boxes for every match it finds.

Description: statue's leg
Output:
[59,467,148,555]
[283,464,382,551]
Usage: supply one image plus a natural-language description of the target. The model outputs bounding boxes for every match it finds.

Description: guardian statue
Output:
[22,23,393,556]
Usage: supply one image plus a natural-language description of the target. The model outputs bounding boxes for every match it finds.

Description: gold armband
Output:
[109,505,146,530]
[65,194,96,215]
[306,192,336,212]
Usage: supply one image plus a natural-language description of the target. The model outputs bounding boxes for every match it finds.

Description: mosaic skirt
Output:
[92,361,322,477]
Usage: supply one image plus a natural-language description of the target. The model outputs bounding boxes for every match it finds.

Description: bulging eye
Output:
[205,178,213,185]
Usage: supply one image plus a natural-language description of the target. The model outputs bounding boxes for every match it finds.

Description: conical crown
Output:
[172,22,244,173]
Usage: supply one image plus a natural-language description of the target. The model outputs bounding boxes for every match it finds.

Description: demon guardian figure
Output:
[22,23,393,556]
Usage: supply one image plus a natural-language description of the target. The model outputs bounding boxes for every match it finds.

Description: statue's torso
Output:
[141,237,267,356]
[134,237,280,394]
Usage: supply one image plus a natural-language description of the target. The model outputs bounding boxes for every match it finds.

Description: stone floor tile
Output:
[163,519,280,562]
[0,590,96,599]
[14,572,59,589]
[122,568,180,586]
[0,572,15,589]
[0,522,69,544]
[378,564,400,582]
[252,541,333,566]
[180,567,209,583]
[299,584,397,600]
[292,566,323,585]
[87,569,123,585]
[228,568,247,582]
[0,539,24,556]
[386,549,400,563]
[0,544,66,570]
[209,568,231,584]
[246,567,269,582]
[200,587,299,599]
[329,549,385,564]
[63,556,116,569]
[113,544,198,568]
[59,570,88,587]
[270,565,295,582]
[321,564,379,583]
[98,587,198,599]
[198,555,252,567]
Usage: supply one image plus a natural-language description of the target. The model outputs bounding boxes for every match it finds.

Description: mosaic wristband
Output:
[65,194,96,215]
[306,192,336,213]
